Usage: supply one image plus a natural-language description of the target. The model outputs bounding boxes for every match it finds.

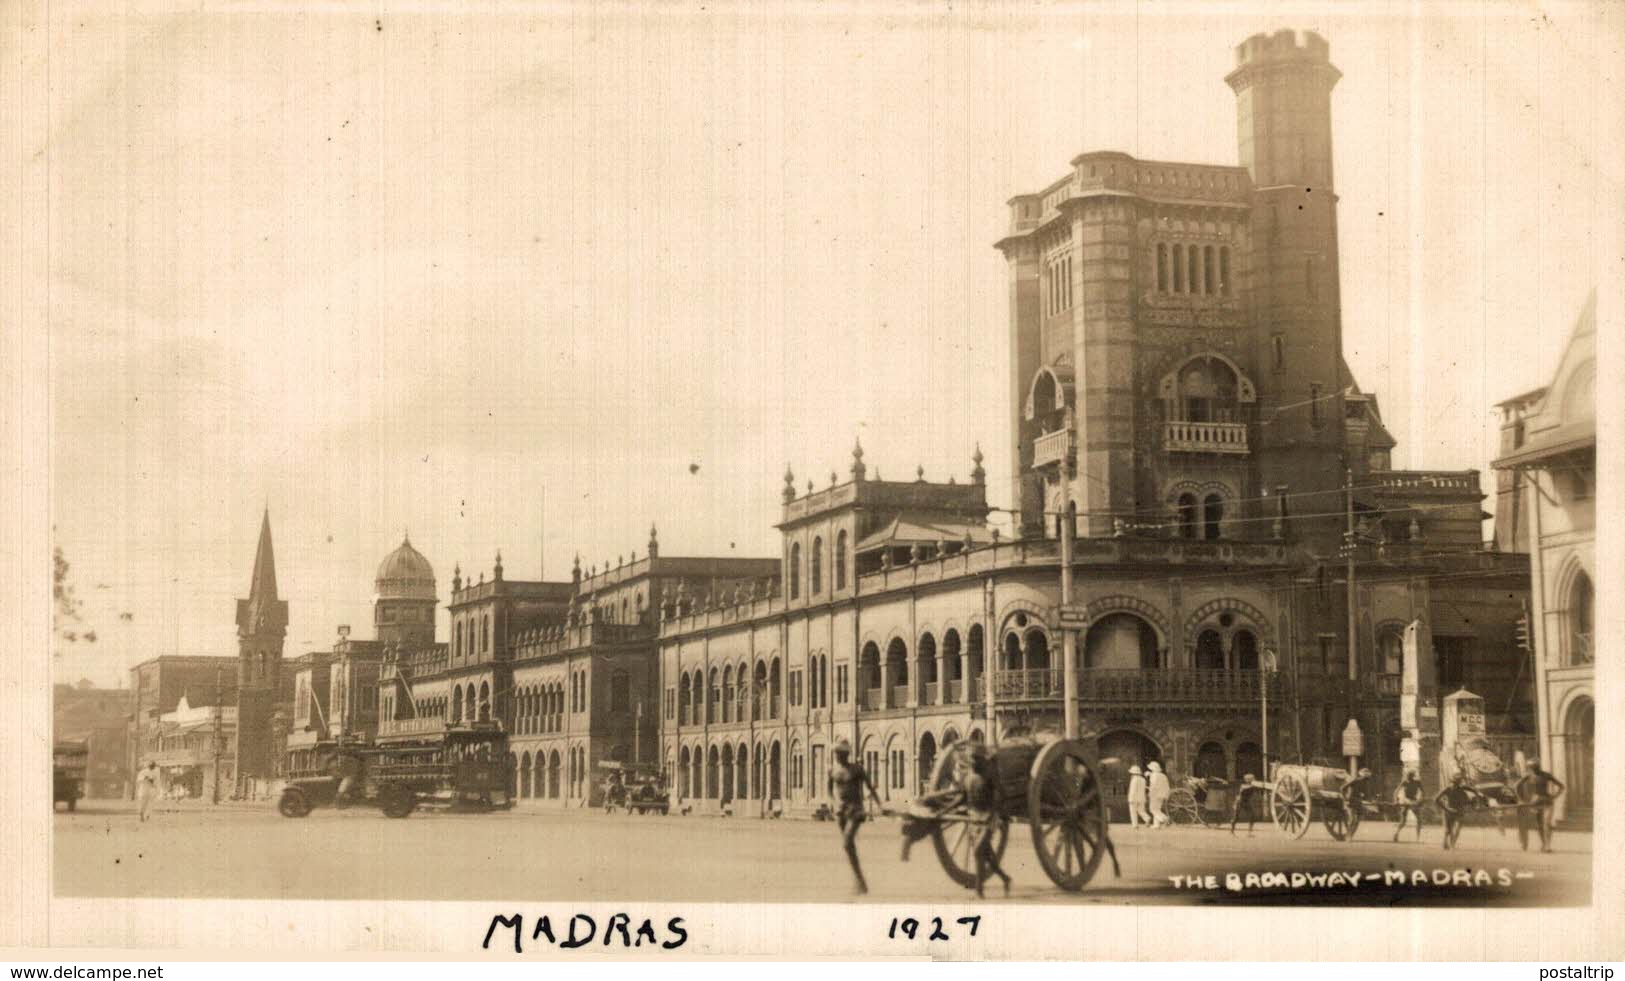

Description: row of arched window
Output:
[788,530,849,600]
[514,682,567,735]
[1155,242,1232,296]
[674,659,782,725]
[449,681,491,724]
[453,614,492,661]
[856,626,987,709]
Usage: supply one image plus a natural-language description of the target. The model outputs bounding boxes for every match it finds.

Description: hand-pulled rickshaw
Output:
[277,723,515,819]
[899,736,1119,893]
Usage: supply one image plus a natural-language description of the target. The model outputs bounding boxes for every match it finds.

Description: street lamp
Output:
[1261,648,1278,776]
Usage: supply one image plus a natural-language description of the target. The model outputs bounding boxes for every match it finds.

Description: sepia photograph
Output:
[8,0,1623,963]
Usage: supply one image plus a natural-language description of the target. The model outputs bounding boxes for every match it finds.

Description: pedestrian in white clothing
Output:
[1147,760,1171,828]
[136,762,160,822]
[1126,764,1151,827]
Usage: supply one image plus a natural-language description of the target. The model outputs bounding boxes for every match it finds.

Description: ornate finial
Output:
[880,549,893,570]
[807,480,814,495]
[648,523,660,558]
[830,471,838,487]
[851,438,867,481]
[452,563,462,592]
[782,465,796,504]
[402,528,411,546]
[991,528,1002,543]
[571,553,582,583]
[916,464,926,482]
[617,554,623,569]
[477,571,485,585]
[910,542,924,564]
[963,529,975,549]
[971,443,986,485]
[493,550,503,580]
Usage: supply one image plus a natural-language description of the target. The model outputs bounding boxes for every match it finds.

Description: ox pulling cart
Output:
[898,737,1119,893]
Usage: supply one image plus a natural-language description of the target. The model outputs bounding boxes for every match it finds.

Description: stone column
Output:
[936,653,948,704]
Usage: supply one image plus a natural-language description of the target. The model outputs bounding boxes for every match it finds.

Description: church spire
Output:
[248,508,279,600]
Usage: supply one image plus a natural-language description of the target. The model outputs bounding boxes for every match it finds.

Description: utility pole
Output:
[212,665,224,805]
[1059,409,1079,740]
[1342,468,1361,758]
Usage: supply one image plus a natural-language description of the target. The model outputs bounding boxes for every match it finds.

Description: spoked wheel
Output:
[1271,773,1311,839]
[1165,788,1205,826]
[927,745,1009,889]
[1322,805,1349,841]
[1027,739,1109,892]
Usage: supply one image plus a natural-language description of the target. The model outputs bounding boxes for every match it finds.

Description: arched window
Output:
[1202,245,1215,295]
[789,542,802,599]
[860,643,882,707]
[1233,629,1259,671]
[1378,627,1404,675]
[1084,613,1160,670]
[1177,493,1199,539]
[451,684,464,723]
[482,615,490,654]
[478,681,491,721]
[941,630,963,702]
[1156,243,1168,292]
[1569,570,1594,664]
[1172,244,1185,292]
[811,536,823,595]
[722,665,734,723]
[1203,493,1224,539]
[835,530,848,591]
[678,674,691,725]
[1177,357,1240,423]
[1195,629,1226,670]
[917,633,938,703]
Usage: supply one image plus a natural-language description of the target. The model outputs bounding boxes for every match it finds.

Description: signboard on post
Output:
[1056,605,1089,628]
[1341,719,1364,758]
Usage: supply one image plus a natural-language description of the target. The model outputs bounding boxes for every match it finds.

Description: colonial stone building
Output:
[655,28,1533,818]
[1493,292,1595,828]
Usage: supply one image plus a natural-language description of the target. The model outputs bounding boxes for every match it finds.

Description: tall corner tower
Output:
[235,509,289,690]
[374,535,438,646]
[1227,29,1350,523]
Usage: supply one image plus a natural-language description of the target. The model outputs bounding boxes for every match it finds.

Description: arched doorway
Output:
[1563,696,1594,818]
[720,745,735,804]
[548,750,561,798]
[859,643,882,709]
[1085,613,1160,669]
[706,745,720,799]
[520,752,532,798]
[918,732,938,794]
[678,746,690,800]
[1097,729,1162,823]
[769,742,783,802]
[1194,741,1227,779]
[736,741,749,801]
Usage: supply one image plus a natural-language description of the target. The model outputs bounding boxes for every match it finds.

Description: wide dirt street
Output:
[55,798,1590,906]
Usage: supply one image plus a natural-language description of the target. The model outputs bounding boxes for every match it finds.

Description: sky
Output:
[46,1,1613,687]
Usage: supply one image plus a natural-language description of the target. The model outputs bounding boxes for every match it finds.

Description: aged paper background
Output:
[4,0,1623,960]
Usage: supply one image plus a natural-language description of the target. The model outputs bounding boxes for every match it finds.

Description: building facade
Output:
[654,28,1534,818]
[1493,293,1595,828]
[234,510,289,787]
[53,681,133,798]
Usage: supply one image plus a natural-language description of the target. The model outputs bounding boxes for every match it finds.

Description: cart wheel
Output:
[1321,806,1349,841]
[1027,739,1109,892]
[926,745,1009,889]
[1270,773,1311,839]
[278,789,312,818]
[1166,788,1203,826]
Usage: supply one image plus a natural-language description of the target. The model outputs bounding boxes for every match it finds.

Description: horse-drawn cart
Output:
[1269,763,1362,840]
[901,736,1117,893]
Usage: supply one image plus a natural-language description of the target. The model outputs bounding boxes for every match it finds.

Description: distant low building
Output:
[134,691,238,799]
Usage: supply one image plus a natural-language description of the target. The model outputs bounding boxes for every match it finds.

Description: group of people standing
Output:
[1124,761,1172,828]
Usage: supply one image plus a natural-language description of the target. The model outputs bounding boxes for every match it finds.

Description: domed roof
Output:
[375,535,436,601]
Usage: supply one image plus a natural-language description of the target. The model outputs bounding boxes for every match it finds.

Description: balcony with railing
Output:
[993,668,1287,705]
[944,680,962,704]
[862,688,884,711]
[1164,420,1248,454]
[1032,428,1072,469]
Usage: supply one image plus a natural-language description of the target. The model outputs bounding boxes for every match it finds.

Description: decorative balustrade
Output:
[944,680,963,704]
[377,716,447,738]
[923,682,939,706]
[1033,428,1072,469]
[1164,420,1248,454]
[991,668,1287,704]
[892,685,910,709]
[863,688,883,712]
[1368,470,1480,493]
[1372,674,1402,697]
